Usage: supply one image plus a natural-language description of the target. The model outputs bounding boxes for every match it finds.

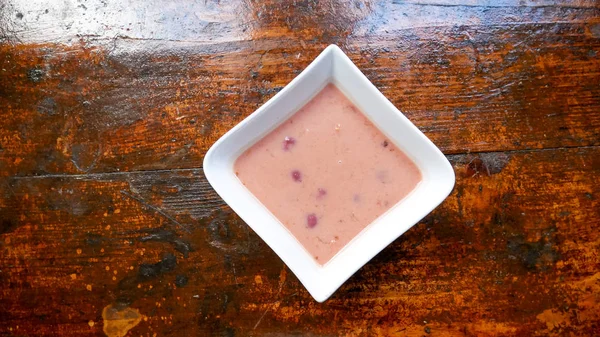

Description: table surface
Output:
[1,1,599,336]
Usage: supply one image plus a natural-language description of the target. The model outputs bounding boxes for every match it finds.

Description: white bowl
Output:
[203,45,455,302]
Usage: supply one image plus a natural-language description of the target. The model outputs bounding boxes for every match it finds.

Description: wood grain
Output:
[1,147,598,336]
[1,2,599,176]
[1,0,600,335]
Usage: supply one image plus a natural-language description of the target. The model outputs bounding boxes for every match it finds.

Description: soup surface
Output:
[235,84,422,264]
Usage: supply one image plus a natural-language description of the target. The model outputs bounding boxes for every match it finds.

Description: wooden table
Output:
[1,1,599,336]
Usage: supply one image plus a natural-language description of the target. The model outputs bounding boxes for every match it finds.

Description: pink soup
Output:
[235,84,422,264]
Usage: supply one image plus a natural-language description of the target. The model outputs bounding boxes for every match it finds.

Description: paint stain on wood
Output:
[102,304,142,337]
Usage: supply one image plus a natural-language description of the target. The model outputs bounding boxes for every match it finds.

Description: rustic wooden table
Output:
[1,1,599,336]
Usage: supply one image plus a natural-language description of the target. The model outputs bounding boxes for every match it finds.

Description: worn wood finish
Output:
[1,0,600,336]
[1,3,600,176]
[1,148,599,336]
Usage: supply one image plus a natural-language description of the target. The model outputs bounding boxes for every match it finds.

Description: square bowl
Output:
[203,45,455,302]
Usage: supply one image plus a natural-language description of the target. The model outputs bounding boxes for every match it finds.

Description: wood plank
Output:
[2,0,600,176]
[2,20,600,176]
[1,147,598,336]
[2,1,598,44]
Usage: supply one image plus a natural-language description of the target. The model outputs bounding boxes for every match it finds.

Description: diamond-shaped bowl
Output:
[203,45,455,302]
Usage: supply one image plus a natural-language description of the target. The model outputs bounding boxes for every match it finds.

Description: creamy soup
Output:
[235,84,422,264]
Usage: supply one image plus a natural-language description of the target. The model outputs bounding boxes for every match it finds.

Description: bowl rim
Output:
[203,44,455,302]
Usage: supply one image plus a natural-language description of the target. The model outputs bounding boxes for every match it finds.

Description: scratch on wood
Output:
[253,306,271,330]
[484,81,517,100]
[120,190,190,233]
[232,262,238,285]
[253,291,297,330]
[252,264,288,330]
[71,145,101,174]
